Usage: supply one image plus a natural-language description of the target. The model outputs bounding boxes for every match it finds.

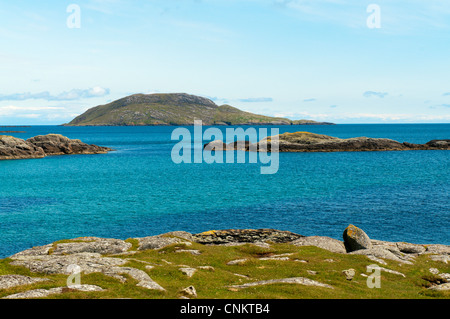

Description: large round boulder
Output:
[343,224,372,252]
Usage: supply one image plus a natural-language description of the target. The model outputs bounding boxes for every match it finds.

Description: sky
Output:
[1,0,450,124]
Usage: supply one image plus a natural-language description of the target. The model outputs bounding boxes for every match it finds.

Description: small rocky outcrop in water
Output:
[203,132,450,152]
[0,134,113,160]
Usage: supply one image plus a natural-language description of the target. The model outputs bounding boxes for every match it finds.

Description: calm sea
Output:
[0,124,449,258]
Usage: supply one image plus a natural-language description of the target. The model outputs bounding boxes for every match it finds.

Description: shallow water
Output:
[0,124,448,258]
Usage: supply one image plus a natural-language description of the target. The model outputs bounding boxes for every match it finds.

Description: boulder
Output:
[180,286,197,298]
[342,269,356,281]
[343,225,372,252]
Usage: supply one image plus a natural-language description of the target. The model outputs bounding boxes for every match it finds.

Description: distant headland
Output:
[64,93,334,126]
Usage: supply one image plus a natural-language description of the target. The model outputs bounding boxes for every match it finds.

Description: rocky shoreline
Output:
[0,134,113,160]
[204,132,450,152]
[0,225,448,299]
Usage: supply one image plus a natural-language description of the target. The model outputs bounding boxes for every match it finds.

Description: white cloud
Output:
[0,87,110,101]
[0,105,64,116]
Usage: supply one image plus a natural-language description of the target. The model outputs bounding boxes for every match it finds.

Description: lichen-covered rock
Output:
[343,224,373,252]
[193,229,303,245]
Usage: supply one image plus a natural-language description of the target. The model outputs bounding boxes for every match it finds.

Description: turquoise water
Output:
[0,124,449,258]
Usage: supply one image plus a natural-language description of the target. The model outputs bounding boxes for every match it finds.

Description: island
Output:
[0,134,113,160]
[204,132,450,152]
[64,93,334,126]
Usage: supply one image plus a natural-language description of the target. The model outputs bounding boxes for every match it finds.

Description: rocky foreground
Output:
[204,132,450,152]
[0,225,448,299]
[0,134,113,160]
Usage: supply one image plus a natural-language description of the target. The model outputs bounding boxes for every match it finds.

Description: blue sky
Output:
[1,0,450,124]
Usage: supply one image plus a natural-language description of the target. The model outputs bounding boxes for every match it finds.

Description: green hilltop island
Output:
[64,93,334,126]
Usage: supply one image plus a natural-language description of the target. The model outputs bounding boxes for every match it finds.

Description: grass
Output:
[0,241,448,299]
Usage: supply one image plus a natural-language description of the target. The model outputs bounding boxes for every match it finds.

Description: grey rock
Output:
[428,283,450,291]
[10,252,127,274]
[429,268,440,275]
[429,255,449,263]
[2,285,104,299]
[291,236,346,254]
[52,237,132,255]
[0,275,49,290]
[179,268,197,278]
[396,242,426,254]
[343,224,373,252]
[176,249,201,255]
[226,259,249,266]
[259,257,290,261]
[342,269,356,281]
[227,277,333,289]
[180,286,197,298]
[376,267,406,278]
[349,247,413,264]
[163,231,194,242]
[10,244,54,258]
[424,244,450,255]
[103,267,165,291]
[438,273,450,283]
[198,266,215,271]
[135,235,189,250]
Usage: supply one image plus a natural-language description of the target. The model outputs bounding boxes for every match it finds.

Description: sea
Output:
[0,124,449,258]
